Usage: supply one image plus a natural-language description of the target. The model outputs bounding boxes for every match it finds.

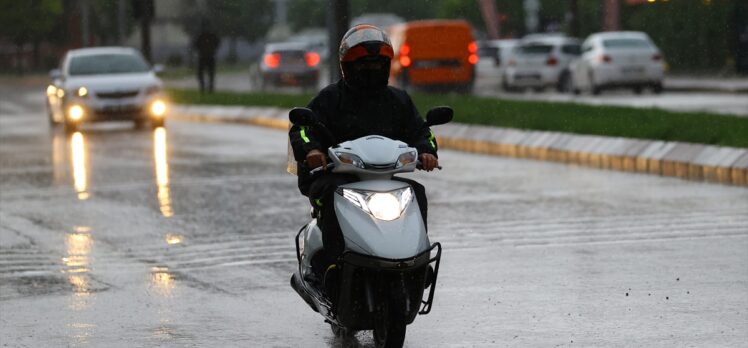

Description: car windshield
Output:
[518,44,553,55]
[68,53,150,76]
[602,38,652,49]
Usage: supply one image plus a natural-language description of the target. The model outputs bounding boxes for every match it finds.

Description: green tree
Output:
[0,0,63,73]
[622,0,737,71]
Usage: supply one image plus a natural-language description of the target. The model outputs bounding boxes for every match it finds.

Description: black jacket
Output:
[289,80,438,195]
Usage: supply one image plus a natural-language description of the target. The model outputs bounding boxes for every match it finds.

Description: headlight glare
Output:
[69,105,84,121]
[77,87,88,97]
[150,100,167,117]
[341,187,413,221]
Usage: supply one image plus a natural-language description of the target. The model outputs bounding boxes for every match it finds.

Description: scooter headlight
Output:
[341,187,413,221]
[335,152,365,169]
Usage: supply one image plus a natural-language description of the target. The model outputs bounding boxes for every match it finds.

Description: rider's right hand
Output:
[306,149,327,171]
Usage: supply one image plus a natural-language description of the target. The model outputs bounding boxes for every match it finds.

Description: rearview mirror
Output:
[49,69,62,80]
[289,107,317,126]
[425,106,453,127]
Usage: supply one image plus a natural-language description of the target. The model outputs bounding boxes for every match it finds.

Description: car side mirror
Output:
[425,106,453,127]
[49,69,62,80]
[289,107,318,126]
[152,64,164,74]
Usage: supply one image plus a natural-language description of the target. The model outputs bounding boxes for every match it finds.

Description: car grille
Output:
[96,90,139,99]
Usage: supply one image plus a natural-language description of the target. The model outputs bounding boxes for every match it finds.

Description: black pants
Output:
[197,56,216,93]
[308,174,428,264]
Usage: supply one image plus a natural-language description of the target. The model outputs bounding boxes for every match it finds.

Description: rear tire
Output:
[633,86,643,95]
[133,119,146,130]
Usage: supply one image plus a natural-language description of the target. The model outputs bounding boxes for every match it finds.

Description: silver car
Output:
[47,47,167,132]
[569,31,666,95]
[258,42,321,90]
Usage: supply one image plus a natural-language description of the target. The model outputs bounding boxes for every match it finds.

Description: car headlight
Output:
[341,187,413,221]
[150,100,167,117]
[335,152,365,169]
[396,150,417,168]
[68,105,84,121]
[77,87,88,97]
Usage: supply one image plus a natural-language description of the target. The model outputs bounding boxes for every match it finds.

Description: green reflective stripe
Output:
[314,198,323,207]
[300,126,311,143]
[428,130,437,149]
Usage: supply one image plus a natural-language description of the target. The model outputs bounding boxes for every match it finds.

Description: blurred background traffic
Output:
[2,0,747,87]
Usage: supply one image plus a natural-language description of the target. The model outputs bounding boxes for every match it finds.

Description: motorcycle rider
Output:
[289,24,439,268]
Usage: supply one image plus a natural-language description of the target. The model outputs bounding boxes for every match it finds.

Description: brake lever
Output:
[309,163,334,175]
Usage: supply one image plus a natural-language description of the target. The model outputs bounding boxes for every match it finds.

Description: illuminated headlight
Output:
[77,87,88,97]
[68,105,84,121]
[46,85,57,96]
[341,187,413,221]
[335,152,365,169]
[150,100,167,117]
[396,150,417,168]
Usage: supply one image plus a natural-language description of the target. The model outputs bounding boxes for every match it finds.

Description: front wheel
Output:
[373,318,406,348]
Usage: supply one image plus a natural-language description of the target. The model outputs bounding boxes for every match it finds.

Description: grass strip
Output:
[168,88,748,148]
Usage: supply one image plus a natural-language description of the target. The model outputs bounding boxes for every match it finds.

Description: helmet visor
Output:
[341,43,394,62]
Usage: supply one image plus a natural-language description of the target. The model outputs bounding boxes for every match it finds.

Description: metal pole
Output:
[568,0,579,37]
[327,0,349,83]
[117,0,126,44]
[80,0,90,47]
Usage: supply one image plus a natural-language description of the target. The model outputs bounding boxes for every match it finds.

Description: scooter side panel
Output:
[334,184,430,260]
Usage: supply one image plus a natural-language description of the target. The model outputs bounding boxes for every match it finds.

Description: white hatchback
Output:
[569,31,665,95]
[501,35,581,92]
[46,47,167,132]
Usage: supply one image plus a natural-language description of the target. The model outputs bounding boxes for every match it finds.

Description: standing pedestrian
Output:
[193,19,221,93]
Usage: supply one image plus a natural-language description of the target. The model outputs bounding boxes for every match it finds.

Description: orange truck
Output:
[388,19,478,92]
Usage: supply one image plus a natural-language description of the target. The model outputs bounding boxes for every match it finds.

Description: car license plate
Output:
[621,66,644,74]
[103,104,135,113]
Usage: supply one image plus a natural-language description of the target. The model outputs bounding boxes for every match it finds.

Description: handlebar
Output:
[308,161,441,174]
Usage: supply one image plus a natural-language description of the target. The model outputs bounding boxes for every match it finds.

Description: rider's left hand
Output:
[419,153,438,171]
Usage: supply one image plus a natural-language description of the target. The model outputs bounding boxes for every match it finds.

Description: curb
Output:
[170,105,748,187]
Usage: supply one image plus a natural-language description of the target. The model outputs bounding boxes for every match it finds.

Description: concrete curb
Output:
[170,105,748,187]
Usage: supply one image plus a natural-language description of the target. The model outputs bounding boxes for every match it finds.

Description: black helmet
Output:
[339,24,394,91]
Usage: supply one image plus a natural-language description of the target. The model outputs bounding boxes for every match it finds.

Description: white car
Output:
[46,47,167,132]
[502,35,581,92]
[569,31,665,95]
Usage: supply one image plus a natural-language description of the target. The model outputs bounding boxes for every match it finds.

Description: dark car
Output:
[258,42,320,89]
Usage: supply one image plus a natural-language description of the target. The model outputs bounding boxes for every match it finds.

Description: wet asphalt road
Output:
[1,83,747,347]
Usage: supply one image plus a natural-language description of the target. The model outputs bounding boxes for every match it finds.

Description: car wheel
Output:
[133,119,146,130]
[633,86,643,95]
[46,103,57,126]
[652,82,664,94]
[588,72,602,95]
[557,71,572,93]
[151,119,165,129]
[63,120,78,133]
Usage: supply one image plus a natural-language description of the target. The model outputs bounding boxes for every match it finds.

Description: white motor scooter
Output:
[289,106,452,347]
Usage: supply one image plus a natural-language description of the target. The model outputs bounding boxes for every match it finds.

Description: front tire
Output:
[63,120,78,133]
[151,118,165,129]
[373,299,407,348]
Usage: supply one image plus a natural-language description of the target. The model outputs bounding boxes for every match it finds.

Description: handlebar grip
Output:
[309,163,334,174]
